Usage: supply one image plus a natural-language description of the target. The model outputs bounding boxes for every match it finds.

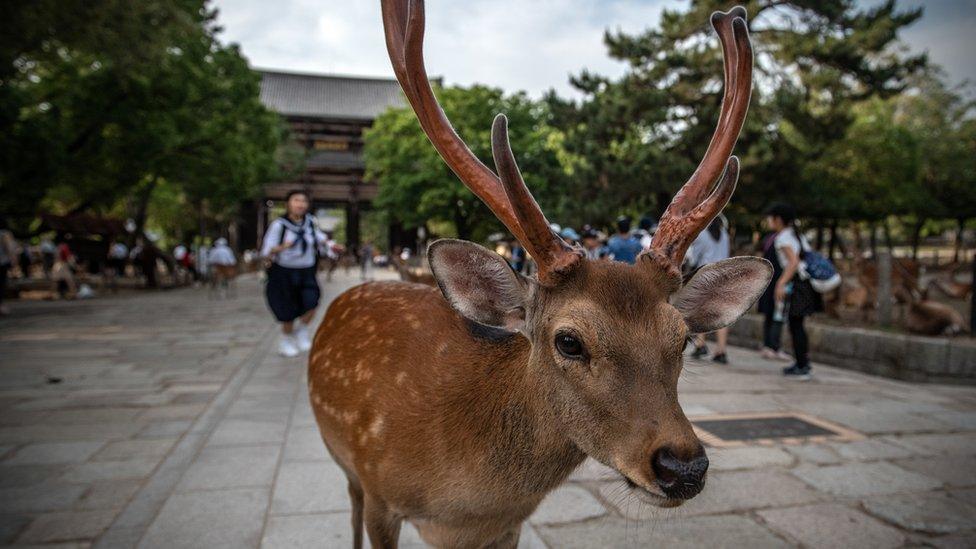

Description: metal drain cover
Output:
[691,412,862,447]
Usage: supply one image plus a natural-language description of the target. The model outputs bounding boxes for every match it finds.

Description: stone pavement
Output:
[0,270,974,548]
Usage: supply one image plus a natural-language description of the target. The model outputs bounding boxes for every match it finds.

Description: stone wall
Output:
[727,314,976,384]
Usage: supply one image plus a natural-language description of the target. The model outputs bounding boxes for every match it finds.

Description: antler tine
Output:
[381,0,579,283]
[649,7,753,271]
[380,0,526,245]
[491,115,581,283]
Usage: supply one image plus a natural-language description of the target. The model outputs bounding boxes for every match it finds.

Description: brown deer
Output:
[390,252,436,286]
[308,2,771,547]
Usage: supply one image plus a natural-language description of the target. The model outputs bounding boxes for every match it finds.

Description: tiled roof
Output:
[258,70,406,120]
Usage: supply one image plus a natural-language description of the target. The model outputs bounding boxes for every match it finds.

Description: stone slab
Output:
[758,503,906,548]
[176,444,280,491]
[862,493,976,534]
[529,485,607,525]
[791,461,942,498]
[707,446,795,471]
[137,487,269,548]
[92,439,176,461]
[537,514,787,549]
[270,460,351,514]
[600,470,823,519]
[2,441,105,465]
[17,509,120,544]
[895,455,976,487]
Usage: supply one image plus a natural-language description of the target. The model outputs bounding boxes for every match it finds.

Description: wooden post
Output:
[877,250,893,328]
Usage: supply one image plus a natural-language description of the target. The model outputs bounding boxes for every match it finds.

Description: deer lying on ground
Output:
[389,253,436,286]
[308,2,770,547]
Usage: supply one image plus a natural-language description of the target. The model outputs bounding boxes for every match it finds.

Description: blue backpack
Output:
[799,241,842,292]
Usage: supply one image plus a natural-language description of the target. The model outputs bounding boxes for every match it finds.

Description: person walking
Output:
[757,203,822,379]
[606,216,642,264]
[208,237,237,298]
[261,190,328,357]
[0,217,18,315]
[687,216,732,364]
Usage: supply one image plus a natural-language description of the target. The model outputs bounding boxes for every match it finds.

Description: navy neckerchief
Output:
[279,215,312,254]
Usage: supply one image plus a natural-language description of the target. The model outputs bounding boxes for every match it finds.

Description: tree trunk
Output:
[129,177,158,249]
[815,219,825,251]
[910,218,924,260]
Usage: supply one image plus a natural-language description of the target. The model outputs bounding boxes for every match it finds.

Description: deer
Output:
[307,2,771,547]
[390,252,436,286]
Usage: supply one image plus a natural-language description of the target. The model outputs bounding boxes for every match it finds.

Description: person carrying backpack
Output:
[261,190,328,357]
[758,203,822,380]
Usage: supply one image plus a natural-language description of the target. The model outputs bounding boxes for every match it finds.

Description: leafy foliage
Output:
[364,85,568,241]
[0,0,285,237]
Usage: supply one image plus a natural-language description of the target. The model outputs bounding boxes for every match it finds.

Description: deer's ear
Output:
[673,257,773,334]
[428,239,530,332]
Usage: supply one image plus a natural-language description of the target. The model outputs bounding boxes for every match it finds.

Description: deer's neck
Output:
[441,341,585,500]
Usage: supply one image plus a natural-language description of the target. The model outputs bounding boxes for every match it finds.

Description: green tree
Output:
[549,0,925,232]
[0,0,285,240]
[364,85,568,241]
[892,70,976,259]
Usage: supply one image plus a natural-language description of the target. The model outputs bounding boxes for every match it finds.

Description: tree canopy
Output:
[0,0,286,239]
[364,85,569,241]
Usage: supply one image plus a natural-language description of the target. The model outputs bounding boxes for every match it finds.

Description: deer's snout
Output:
[652,446,708,500]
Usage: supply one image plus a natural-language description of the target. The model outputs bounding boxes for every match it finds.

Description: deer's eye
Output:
[555,333,586,360]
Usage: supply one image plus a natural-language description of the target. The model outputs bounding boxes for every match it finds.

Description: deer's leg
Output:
[363,497,401,549]
[348,481,364,549]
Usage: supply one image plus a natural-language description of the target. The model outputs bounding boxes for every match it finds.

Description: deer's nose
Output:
[652,446,708,500]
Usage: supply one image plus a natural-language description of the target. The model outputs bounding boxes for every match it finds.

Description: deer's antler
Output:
[381,0,580,284]
[647,7,753,276]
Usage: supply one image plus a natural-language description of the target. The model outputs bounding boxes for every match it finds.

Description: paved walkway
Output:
[0,271,974,548]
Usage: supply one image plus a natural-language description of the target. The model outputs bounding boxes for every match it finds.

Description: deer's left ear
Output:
[672,257,773,334]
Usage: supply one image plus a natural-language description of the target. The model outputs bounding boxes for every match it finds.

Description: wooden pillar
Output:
[346,201,360,251]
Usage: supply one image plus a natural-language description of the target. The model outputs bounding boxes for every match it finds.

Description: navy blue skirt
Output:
[266,264,320,322]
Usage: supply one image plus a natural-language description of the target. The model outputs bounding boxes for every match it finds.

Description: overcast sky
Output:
[212,0,976,98]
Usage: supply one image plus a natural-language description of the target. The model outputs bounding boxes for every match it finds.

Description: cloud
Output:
[212,0,975,98]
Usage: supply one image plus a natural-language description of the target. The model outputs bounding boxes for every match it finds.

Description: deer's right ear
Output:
[428,239,530,333]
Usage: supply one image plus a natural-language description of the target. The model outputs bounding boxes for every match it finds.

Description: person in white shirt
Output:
[687,216,732,364]
[757,203,822,380]
[261,190,328,357]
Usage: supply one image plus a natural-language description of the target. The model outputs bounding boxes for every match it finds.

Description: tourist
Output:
[0,217,17,315]
[40,238,55,278]
[687,216,732,364]
[359,240,375,281]
[559,227,580,246]
[636,215,657,250]
[260,190,327,357]
[758,203,822,380]
[52,240,78,299]
[105,239,128,292]
[18,244,32,279]
[606,216,642,264]
[581,228,606,261]
[208,237,237,297]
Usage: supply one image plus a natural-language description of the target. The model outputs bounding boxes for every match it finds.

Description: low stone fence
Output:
[727,314,976,384]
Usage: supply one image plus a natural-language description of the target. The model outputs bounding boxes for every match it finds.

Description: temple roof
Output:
[258,69,406,120]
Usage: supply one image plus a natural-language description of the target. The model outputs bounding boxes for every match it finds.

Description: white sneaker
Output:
[278,335,300,358]
[294,323,312,352]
